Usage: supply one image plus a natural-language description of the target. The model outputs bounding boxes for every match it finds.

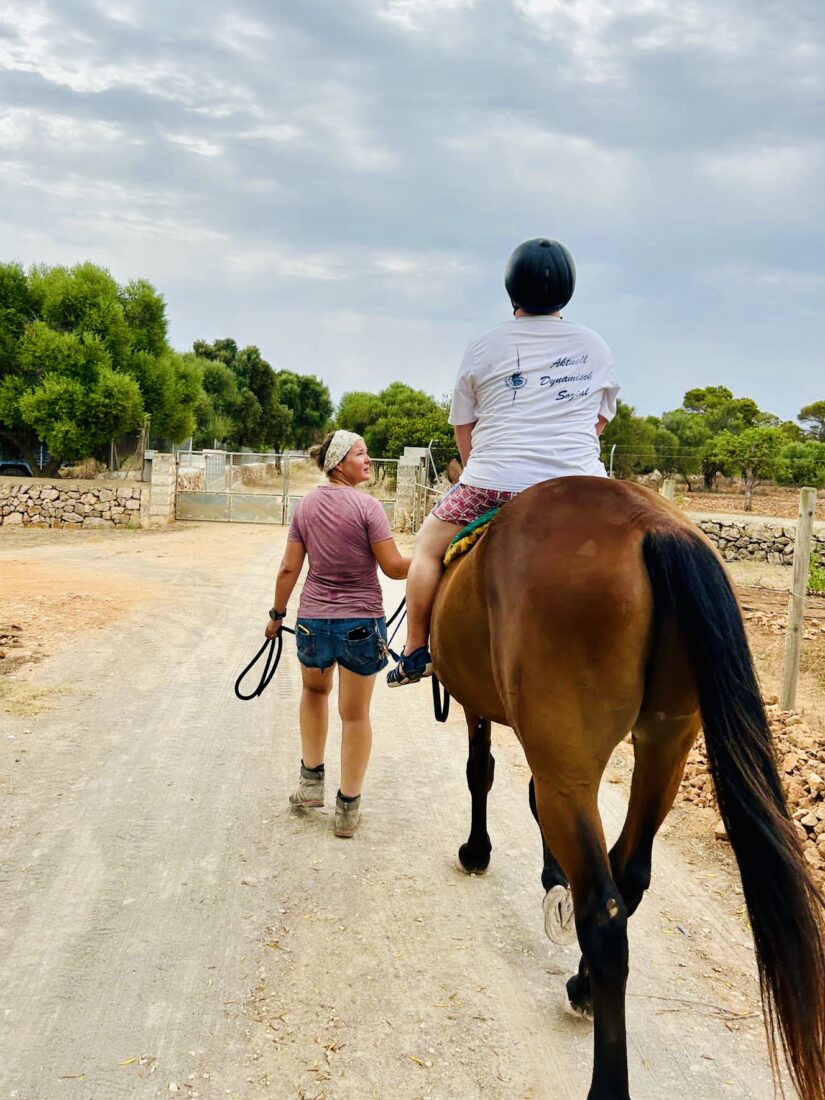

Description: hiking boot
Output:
[334,792,361,837]
[289,764,325,808]
[386,645,433,687]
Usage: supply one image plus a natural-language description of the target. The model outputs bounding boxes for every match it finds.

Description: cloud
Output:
[0,0,822,419]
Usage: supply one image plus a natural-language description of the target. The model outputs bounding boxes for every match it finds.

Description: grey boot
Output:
[289,764,325,808]
[334,792,361,838]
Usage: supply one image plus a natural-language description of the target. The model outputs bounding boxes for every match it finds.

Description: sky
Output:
[0,0,822,421]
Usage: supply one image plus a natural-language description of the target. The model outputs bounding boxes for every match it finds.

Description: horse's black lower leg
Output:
[528,776,567,892]
[458,715,494,874]
[532,777,630,1099]
[577,886,630,1100]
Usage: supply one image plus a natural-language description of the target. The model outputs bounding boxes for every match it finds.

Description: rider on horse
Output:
[387,237,620,687]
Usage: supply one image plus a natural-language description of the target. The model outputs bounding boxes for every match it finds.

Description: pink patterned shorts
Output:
[430,483,518,527]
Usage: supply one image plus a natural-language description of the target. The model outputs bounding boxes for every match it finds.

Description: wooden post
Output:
[780,487,817,711]
[661,478,676,501]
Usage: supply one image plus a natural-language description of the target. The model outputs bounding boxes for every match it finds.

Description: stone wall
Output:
[0,454,178,529]
[689,513,825,567]
[0,477,147,528]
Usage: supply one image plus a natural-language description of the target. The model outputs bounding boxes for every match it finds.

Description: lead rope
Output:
[234,597,408,702]
[432,674,450,722]
[234,626,296,701]
[384,597,450,722]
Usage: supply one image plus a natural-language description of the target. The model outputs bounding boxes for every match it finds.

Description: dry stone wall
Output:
[689,513,825,567]
[0,477,147,528]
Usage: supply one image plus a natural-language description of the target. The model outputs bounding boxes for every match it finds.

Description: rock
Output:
[783,752,801,773]
[714,819,729,841]
[801,812,818,829]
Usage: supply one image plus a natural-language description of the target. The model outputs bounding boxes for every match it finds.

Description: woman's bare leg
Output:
[299,664,334,767]
[337,666,377,797]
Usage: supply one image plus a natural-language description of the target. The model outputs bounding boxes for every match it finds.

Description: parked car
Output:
[0,460,34,477]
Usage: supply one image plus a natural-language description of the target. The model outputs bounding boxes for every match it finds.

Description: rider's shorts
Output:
[430,482,518,528]
[295,617,388,676]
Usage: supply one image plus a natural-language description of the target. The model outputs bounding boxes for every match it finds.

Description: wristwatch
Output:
[269,607,287,621]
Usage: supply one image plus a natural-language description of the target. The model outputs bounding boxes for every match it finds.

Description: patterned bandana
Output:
[323,430,361,474]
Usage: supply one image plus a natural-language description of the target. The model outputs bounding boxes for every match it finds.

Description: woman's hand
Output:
[265,616,282,640]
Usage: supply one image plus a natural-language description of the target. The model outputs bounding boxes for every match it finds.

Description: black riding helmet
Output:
[504,238,576,315]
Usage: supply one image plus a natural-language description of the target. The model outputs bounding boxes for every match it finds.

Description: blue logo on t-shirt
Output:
[505,348,527,403]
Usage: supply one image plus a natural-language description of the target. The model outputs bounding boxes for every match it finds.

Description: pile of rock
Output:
[176,467,205,491]
[0,481,145,527]
[679,700,825,886]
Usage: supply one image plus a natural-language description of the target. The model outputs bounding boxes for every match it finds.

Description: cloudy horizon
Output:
[1,0,822,422]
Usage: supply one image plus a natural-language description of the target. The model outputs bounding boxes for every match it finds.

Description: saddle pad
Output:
[443,508,500,568]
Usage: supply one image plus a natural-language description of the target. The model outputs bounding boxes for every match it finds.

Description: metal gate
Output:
[175,451,398,525]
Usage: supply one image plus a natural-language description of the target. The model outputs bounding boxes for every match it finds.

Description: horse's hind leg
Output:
[532,775,630,1100]
[566,714,700,1018]
[610,715,699,911]
[529,776,576,943]
[457,713,494,875]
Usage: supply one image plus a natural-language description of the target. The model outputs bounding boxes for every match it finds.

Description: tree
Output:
[336,391,384,437]
[658,409,712,487]
[703,427,784,511]
[775,440,825,488]
[0,263,203,468]
[799,401,825,442]
[275,370,333,449]
[599,400,657,479]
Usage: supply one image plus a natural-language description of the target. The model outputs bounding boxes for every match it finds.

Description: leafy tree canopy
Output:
[0,262,199,470]
[799,401,825,442]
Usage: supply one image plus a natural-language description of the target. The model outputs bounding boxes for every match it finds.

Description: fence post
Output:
[660,478,676,501]
[780,487,817,711]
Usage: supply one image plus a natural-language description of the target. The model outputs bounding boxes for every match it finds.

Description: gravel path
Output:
[0,523,785,1099]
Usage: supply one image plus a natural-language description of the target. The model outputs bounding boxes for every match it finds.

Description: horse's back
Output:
[432,476,694,738]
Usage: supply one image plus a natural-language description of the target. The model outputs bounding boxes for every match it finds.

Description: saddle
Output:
[443,508,500,568]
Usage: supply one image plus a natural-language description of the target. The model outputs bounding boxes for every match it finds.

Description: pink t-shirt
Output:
[288,485,392,618]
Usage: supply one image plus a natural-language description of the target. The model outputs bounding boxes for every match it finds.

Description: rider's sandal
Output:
[386,646,433,687]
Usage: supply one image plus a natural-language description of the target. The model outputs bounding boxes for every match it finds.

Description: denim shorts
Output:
[294,617,388,677]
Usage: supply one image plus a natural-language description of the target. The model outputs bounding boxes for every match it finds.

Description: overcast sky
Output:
[1,0,822,421]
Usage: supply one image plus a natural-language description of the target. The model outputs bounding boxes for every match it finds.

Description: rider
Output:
[387,237,619,687]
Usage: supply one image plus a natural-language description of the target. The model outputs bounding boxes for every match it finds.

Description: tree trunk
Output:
[743,469,755,512]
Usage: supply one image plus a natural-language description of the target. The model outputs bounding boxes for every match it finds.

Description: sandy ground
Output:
[0,522,813,1099]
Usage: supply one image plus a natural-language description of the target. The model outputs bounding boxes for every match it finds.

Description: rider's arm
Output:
[454,422,477,466]
[266,540,306,636]
[371,538,411,580]
[596,416,609,437]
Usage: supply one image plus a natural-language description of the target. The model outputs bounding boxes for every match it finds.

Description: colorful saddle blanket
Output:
[443,508,500,568]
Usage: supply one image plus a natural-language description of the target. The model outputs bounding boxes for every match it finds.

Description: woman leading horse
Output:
[431,476,825,1100]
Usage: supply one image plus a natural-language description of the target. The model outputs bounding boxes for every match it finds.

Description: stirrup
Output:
[386,646,433,687]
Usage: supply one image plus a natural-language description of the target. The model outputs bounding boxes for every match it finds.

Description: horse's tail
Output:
[643,527,825,1099]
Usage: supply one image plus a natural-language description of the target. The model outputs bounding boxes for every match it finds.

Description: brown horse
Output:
[431,476,825,1100]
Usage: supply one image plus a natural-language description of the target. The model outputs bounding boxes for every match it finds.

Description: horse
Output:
[430,475,825,1100]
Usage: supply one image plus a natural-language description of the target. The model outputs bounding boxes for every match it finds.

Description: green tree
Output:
[658,408,711,487]
[799,401,825,442]
[599,400,657,478]
[336,391,384,437]
[275,370,333,449]
[703,427,784,511]
[0,263,203,468]
[775,440,825,488]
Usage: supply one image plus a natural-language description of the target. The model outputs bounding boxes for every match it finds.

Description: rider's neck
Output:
[513,308,562,319]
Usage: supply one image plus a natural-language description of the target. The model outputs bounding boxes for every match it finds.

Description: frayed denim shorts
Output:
[295,617,388,677]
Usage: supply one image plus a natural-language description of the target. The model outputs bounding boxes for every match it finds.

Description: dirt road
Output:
[0,524,787,1098]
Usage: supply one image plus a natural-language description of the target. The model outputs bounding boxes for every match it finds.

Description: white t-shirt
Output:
[449,316,619,493]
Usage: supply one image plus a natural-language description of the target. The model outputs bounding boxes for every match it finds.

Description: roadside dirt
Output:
[675,484,825,521]
[0,522,815,1099]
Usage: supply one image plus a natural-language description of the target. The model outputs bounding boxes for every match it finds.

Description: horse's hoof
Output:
[562,986,593,1021]
[456,843,490,876]
[543,885,577,945]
